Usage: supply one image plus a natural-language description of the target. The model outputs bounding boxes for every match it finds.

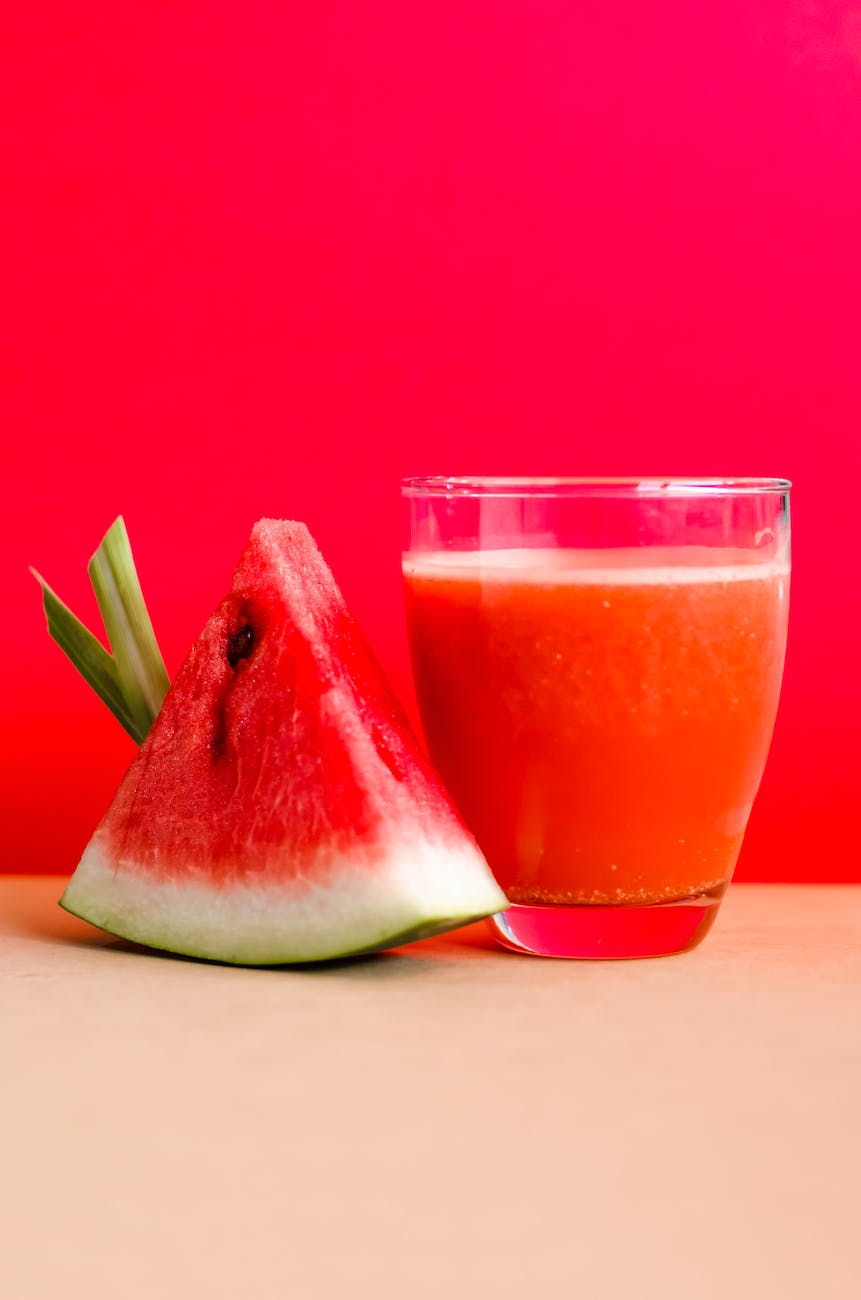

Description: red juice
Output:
[403,546,789,909]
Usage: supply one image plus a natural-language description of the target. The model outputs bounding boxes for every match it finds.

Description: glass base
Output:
[490,890,725,960]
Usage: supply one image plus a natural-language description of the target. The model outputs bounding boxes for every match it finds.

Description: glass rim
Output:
[401,476,791,498]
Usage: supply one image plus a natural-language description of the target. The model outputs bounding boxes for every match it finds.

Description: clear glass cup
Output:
[401,477,791,959]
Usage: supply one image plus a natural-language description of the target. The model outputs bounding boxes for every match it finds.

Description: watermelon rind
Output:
[61,834,505,965]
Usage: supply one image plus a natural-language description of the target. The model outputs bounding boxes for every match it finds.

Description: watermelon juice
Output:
[403,545,789,946]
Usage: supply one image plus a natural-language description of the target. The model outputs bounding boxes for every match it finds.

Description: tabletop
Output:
[2,876,859,1300]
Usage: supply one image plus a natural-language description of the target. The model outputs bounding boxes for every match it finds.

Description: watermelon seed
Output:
[227,624,255,668]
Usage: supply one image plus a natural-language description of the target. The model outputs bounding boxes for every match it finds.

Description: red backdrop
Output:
[2,4,858,879]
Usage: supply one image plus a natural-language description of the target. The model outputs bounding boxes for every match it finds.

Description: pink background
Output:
[2,3,858,878]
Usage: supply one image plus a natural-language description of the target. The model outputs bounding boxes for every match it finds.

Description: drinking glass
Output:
[402,478,791,958]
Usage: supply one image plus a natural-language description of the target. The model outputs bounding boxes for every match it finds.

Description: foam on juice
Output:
[403,546,790,587]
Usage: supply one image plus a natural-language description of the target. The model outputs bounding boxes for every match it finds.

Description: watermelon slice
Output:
[60,520,507,963]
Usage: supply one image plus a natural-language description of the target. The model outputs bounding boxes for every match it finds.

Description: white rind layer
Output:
[61,835,508,964]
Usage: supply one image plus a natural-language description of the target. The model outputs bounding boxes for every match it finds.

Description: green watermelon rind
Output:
[58,897,495,965]
[60,834,507,966]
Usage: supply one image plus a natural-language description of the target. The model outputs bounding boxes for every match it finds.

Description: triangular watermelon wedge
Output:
[60,520,507,963]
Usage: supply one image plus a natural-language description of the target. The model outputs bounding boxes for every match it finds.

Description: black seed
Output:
[227,623,255,668]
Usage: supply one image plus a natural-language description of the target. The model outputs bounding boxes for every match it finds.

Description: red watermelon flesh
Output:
[60,520,507,963]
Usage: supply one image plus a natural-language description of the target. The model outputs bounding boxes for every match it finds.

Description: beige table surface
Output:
[2,877,860,1300]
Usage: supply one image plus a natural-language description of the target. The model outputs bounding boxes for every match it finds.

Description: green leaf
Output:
[88,517,170,739]
[32,517,170,745]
